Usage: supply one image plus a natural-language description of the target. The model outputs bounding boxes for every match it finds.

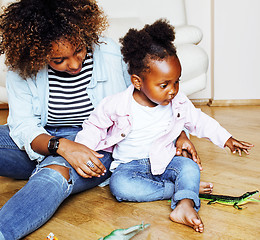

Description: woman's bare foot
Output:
[199,182,213,194]
[170,199,204,233]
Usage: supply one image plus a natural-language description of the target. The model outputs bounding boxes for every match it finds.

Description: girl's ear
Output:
[131,74,142,90]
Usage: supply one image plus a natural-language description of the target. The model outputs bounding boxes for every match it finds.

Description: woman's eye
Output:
[53,59,64,65]
[75,47,83,54]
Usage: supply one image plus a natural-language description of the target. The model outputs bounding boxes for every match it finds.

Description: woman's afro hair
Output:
[120,18,177,76]
[0,0,108,78]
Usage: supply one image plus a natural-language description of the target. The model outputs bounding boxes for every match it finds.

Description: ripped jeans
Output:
[0,125,112,240]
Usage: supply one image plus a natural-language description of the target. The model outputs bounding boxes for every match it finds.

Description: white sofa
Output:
[99,0,209,97]
[0,54,7,103]
[0,0,208,103]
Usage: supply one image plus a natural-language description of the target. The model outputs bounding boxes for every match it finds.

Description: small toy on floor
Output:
[98,222,150,240]
[199,190,260,210]
[45,232,58,240]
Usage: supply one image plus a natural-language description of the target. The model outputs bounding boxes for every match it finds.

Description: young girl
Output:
[75,19,253,233]
[0,1,202,239]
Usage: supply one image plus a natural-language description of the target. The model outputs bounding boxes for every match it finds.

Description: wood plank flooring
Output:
[0,105,260,240]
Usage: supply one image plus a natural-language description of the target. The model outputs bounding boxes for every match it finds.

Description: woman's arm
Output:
[175,130,202,170]
[31,134,106,178]
[7,70,49,161]
[30,133,52,156]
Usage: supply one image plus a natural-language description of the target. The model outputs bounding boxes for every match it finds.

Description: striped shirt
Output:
[47,53,94,126]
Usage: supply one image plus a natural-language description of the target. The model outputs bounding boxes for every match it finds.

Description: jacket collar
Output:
[114,84,135,116]
[117,85,188,115]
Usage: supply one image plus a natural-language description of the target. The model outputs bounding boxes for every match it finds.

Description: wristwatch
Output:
[47,136,63,155]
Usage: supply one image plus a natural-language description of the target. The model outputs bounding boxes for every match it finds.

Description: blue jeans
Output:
[0,125,112,240]
[109,157,200,211]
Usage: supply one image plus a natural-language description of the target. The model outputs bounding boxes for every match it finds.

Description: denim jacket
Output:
[76,85,232,175]
[6,37,131,161]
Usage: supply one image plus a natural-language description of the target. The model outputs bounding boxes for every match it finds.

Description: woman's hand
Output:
[57,138,107,178]
[175,131,202,170]
[224,137,254,156]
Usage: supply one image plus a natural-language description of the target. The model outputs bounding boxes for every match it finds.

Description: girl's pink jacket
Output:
[75,85,231,175]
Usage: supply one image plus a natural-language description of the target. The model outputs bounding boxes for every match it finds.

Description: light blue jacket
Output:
[6,37,131,161]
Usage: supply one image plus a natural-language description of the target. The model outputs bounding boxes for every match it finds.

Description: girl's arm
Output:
[224,137,254,156]
[183,94,254,156]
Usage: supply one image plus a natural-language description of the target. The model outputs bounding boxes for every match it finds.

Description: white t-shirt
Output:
[111,96,173,171]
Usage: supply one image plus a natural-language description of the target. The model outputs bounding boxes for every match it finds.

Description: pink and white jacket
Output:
[75,85,232,175]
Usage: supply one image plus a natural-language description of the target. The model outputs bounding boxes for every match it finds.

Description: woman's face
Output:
[48,38,87,75]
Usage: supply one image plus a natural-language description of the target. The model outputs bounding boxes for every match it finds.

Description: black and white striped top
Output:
[47,53,94,126]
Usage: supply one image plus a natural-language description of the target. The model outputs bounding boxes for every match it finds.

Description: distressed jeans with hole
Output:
[0,125,112,240]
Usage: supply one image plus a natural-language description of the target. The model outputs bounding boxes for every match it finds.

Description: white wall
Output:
[214,0,260,100]
[186,0,260,101]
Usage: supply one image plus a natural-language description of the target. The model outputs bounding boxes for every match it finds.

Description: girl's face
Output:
[133,55,181,107]
[48,38,87,75]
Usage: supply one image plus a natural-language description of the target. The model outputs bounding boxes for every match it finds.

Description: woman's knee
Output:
[44,164,70,181]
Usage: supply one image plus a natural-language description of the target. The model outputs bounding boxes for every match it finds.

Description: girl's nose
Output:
[169,88,175,95]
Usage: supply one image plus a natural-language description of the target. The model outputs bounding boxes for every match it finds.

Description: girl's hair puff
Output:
[120,19,177,77]
[0,0,108,79]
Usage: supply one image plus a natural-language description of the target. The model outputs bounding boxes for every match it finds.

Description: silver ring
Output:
[86,160,95,168]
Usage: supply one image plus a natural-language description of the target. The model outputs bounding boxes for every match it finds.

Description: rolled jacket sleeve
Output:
[6,71,47,161]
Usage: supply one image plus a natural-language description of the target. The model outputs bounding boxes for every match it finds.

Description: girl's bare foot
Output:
[199,182,213,194]
[169,199,204,233]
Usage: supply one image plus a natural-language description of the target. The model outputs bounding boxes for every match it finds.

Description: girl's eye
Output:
[160,84,167,89]
[175,79,180,84]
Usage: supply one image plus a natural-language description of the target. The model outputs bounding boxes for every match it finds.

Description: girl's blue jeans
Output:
[0,125,112,240]
[110,157,201,211]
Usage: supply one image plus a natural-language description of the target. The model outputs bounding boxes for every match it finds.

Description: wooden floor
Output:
[0,105,260,240]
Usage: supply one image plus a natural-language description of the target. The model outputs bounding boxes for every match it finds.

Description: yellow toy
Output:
[45,232,58,240]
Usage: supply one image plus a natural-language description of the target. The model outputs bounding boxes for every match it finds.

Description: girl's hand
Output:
[224,137,254,156]
[57,138,107,178]
[175,131,202,170]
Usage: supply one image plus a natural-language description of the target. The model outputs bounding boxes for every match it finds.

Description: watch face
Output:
[48,140,55,149]
[48,137,61,155]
